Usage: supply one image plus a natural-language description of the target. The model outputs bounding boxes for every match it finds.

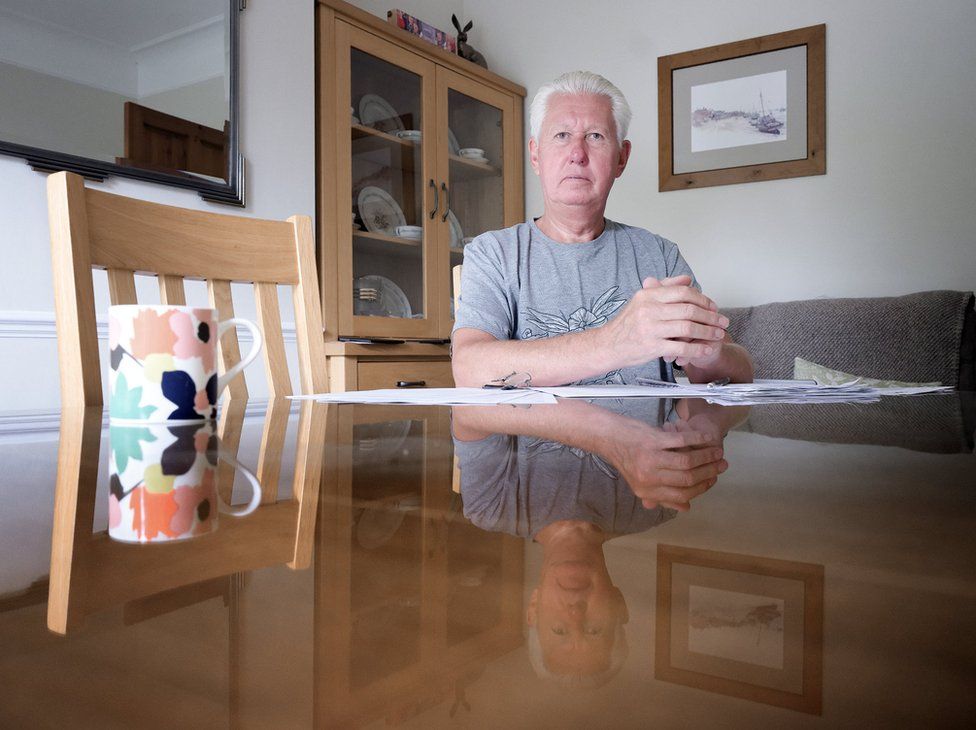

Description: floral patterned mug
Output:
[108,305,262,424]
[109,421,262,544]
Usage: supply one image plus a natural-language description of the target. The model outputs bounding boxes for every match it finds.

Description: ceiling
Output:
[0,0,226,50]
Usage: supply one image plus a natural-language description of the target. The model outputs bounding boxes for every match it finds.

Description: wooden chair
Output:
[47,171,328,405]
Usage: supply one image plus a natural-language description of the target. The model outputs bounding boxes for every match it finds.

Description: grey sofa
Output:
[725,290,975,389]
[724,290,975,452]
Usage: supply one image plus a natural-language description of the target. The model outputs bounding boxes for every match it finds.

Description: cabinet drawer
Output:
[357,360,454,390]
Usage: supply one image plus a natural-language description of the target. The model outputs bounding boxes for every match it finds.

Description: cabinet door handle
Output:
[440,181,451,222]
[428,179,438,220]
[396,380,426,388]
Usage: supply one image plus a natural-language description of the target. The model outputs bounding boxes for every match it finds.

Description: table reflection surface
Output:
[0,394,973,728]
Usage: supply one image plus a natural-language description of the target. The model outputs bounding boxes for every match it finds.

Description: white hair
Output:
[529,71,632,145]
[525,623,629,689]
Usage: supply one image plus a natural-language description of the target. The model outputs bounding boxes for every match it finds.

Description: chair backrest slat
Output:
[290,215,328,395]
[158,274,186,305]
[207,278,249,402]
[85,188,300,284]
[48,172,102,407]
[254,281,293,397]
[452,264,463,314]
[106,269,137,305]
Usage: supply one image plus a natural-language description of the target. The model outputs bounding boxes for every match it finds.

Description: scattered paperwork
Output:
[535,379,953,406]
[288,387,558,406]
[289,379,952,407]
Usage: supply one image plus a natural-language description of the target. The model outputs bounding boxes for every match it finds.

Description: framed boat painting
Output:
[658,25,825,191]
[655,544,824,715]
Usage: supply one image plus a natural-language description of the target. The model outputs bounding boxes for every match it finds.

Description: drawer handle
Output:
[396,380,426,388]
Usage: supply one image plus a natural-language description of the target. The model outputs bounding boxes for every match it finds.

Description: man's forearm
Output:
[452,400,653,461]
[683,342,754,384]
[452,328,618,387]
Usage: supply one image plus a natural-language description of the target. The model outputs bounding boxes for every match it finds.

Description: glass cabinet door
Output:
[436,69,517,335]
[336,23,439,339]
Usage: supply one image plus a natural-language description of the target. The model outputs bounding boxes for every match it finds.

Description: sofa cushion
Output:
[793,357,943,387]
[725,290,975,388]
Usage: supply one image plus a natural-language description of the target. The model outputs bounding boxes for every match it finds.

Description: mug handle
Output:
[216,318,263,395]
[216,447,263,517]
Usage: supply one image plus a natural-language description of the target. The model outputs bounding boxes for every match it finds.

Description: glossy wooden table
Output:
[0,394,972,728]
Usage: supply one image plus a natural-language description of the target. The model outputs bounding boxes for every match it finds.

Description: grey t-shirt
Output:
[453,219,699,384]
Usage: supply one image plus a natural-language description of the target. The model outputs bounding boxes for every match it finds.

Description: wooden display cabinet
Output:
[316,0,526,390]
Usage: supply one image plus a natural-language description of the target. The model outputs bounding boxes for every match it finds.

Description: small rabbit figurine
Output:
[451,15,487,68]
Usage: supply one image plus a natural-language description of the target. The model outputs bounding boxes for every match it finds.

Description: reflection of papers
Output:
[289,387,557,406]
[289,380,951,407]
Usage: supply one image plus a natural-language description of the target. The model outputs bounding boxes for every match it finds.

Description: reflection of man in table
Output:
[453,397,747,685]
[452,71,753,387]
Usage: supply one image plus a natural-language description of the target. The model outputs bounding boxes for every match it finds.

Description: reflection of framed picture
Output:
[658,25,825,191]
[656,544,823,715]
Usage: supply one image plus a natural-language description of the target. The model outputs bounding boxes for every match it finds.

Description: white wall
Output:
[474,0,976,306]
[2,0,974,412]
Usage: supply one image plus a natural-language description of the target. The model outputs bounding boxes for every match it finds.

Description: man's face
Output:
[529,93,631,212]
[527,555,627,675]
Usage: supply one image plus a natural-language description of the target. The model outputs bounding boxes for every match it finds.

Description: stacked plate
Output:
[395,129,422,142]
[458,147,488,163]
[395,225,422,241]
[446,211,463,249]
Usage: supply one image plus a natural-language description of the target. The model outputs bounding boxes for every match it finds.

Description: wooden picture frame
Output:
[658,24,825,191]
[655,544,824,715]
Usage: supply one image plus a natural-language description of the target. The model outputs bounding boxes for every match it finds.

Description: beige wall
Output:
[0,62,124,161]
[139,75,229,132]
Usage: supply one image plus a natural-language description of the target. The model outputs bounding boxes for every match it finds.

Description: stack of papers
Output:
[289,380,952,407]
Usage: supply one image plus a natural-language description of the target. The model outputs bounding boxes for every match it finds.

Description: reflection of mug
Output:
[108,421,261,544]
[108,305,262,424]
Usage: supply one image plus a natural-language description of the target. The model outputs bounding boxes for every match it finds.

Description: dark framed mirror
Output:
[0,0,245,206]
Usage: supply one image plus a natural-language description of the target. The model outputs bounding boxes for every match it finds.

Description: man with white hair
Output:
[452,71,753,387]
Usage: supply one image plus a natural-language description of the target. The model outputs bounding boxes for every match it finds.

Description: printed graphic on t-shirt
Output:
[523,285,627,336]
[522,286,629,385]
[526,437,618,480]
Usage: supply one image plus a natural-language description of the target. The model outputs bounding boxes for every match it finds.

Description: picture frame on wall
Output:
[655,544,824,715]
[658,24,826,191]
